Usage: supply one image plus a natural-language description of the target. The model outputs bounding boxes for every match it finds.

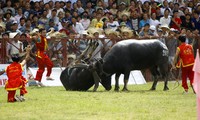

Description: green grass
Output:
[0,82,197,120]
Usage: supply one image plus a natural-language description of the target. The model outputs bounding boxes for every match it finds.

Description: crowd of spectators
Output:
[0,0,200,73]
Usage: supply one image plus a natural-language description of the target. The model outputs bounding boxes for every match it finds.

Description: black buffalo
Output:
[60,63,112,91]
[97,39,169,91]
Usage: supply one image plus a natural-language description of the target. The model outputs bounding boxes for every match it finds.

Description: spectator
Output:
[76,0,84,15]
[191,11,200,32]
[90,12,103,28]
[49,9,59,26]
[160,8,171,27]
[18,17,26,33]
[3,0,15,16]
[119,11,132,29]
[139,23,154,39]
[170,10,182,31]
[54,1,64,16]
[106,13,119,31]
[79,12,91,30]
[149,12,160,29]
[24,19,33,33]
[14,8,24,24]
[71,17,85,34]
[181,14,193,30]
[7,32,23,63]
[23,2,34,19]
[109,2,118,16]
[130,10,139,32]
[65,1,72,12]
[139,13,150,30]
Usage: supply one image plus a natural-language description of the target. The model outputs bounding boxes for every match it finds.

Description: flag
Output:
[193,49,200,120]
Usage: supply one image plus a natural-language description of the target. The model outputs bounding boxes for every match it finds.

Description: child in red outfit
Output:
[0,45,31,102]
[172,35,195,93]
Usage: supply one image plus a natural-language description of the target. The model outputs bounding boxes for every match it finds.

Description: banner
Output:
[0,64,27,87]
[29,68,146,86]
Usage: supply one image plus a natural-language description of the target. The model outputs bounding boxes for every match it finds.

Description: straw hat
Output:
[9,32,20,38]
[68,54,76,60]
[120,27,133,38]
[87,27,103,35]
[49,31,67,38]
[105,28,119,36]
[119,10,130,19]
[0,23,5,29]
[160,24,170,29]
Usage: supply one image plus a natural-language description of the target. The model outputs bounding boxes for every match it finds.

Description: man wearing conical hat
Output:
[7,32,23,63]
[120,26,134,39]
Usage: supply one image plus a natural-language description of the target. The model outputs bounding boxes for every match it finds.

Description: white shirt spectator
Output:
[149,18,160,28]
[73,22,85,34]
[107,21,119,31]
[160,16,171,27]
[79,19,90,30]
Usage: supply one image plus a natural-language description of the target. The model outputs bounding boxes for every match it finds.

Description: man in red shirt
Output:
[172,35,195,94]
[31,28,54,87]
[0,45,31,102]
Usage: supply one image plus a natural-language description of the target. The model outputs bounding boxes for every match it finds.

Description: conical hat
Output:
[119,10,130,19]
[120,27,133,38]
[105,28,119,36]
[9,32,20,38]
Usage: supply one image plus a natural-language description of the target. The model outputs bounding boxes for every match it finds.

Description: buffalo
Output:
[96,39,169,91]
[60,63,112,91]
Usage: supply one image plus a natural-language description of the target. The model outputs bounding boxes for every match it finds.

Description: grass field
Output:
[0,81,197,120]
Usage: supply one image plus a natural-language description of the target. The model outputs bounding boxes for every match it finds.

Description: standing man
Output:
[172,35,195,94]
[31,28,54,87]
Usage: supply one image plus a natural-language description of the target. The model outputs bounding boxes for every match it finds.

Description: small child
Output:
[0,45,31,102]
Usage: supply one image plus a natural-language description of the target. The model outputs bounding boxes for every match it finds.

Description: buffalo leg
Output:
[159,63,169,91]
[92,71,101,92]
[114,73,120,91]
[150,67,159,90]
[150,76,158,90]
[122,71,130,91]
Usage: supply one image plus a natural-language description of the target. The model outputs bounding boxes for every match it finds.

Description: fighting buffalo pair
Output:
[60,39,169,91]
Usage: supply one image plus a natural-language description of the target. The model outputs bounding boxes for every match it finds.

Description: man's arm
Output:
[172,48,180,69]
[0,70,5,76]
[20,45,31,67]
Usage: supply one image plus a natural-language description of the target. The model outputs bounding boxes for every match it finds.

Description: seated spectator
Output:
[139,13,150,30]
[3,0,15,16]
[14,8,24,24]
[90,13,103,28]
[119,11,132,29]
[79,12,91,30]
[170,10,182,31]
[139,23,154,39]
[71,17,85,34]
[7,32,23,63]
[106,13,119,31]
[18,17,26,33]
[160,8,171,27]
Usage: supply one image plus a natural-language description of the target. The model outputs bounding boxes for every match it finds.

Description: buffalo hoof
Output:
[150,87,156,90]
[93,88,97,92]
[114,87,120,92]
[163,87,169,91]
[122,88,129,92]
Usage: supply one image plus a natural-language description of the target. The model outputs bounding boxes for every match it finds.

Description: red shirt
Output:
[5,62,23,91]
[178,43,194,67]
[35,35,48,58]
[170,17,182,31]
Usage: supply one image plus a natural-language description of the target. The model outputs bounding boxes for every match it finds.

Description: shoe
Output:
[15,95,23,102]
[37,82,45,87]
[20,96,25,101]
[182,90,189,94]
[46,76,54,80]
